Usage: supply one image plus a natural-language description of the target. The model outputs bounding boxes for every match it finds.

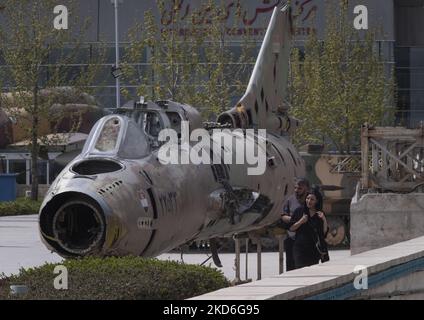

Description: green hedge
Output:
[0,256,230,300]
[0,198,42,216]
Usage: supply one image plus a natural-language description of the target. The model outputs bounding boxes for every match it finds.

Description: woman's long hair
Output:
[304,186,323,212]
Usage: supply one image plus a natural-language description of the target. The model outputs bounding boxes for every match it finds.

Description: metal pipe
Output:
[257,240,262,280]
[113,0,120,108]
[234,237,241,283]
[278,235,284,274]
[245,238,249,281]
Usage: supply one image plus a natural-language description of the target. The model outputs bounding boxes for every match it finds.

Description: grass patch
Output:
[0,197,42,216]
[0,256,230,300]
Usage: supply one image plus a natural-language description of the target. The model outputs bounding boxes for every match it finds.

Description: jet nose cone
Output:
[40,194,106,257]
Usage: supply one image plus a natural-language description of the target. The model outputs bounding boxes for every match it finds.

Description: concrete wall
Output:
[350,193,424,255]
[353,269,424,300]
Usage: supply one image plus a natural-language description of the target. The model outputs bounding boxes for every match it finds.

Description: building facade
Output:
[64,0,423,127]
[1,0,422,126]
[0,0,423,190]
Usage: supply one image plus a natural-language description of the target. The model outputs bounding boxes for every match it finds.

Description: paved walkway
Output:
[0,215,350,281]
[157,251,351,281]
[191,236,424,299]
[0,215,62,276]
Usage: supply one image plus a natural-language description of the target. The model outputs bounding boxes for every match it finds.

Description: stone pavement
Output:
[0,215,62,276]
[0,214,350,282]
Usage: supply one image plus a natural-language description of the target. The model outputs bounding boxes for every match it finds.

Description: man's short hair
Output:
[295,177,310,189]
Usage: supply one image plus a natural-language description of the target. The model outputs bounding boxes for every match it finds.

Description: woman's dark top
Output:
[290,206,327,269]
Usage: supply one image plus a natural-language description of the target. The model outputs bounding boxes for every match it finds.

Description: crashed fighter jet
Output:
[39,3,305,259]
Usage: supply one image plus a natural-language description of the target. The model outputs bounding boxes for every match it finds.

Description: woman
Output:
[289,188,329,269]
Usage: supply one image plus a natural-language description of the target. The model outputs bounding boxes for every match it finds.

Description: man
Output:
[281,178,310,271]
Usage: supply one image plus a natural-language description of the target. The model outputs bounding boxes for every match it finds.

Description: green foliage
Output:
[0,197,42,216]
[122,0,205,110]
[122,0,255,120]
[289,0,396,154]
[199,0,256,119]
[0,0,105,200]
[0,256,230,300]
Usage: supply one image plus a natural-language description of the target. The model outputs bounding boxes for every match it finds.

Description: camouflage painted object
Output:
[301,146,361,247]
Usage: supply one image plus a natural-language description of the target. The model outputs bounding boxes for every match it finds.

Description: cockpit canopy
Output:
[81,99,203,159]
[117,99,203,147]
[82,115,150,159]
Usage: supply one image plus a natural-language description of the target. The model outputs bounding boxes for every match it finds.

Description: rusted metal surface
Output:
[37,4,308,261]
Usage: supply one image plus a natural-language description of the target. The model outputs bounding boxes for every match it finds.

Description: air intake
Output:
[72,159,122,175]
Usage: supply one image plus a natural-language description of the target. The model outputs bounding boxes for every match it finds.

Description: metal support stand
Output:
[245,238,249,281]
[257,240,262,280]
[277,234,285,274]
[234,236,241,283]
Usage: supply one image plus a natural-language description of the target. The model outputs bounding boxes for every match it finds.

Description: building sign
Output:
[157,0,320,39]
[292,0,318,37]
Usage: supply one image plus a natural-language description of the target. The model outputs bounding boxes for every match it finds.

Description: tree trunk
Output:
[31,87,39,201]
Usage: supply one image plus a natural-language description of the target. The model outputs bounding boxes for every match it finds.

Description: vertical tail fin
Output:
[218,3,297,135]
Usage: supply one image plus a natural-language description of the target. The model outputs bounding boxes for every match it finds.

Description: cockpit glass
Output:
[142,112,162,137]
[95,117,121,152]
[166,112,182,133]
[118,120,150,159]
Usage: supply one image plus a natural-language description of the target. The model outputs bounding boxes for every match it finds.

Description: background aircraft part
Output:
[1,89,106,145]
[325,216,347,246]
